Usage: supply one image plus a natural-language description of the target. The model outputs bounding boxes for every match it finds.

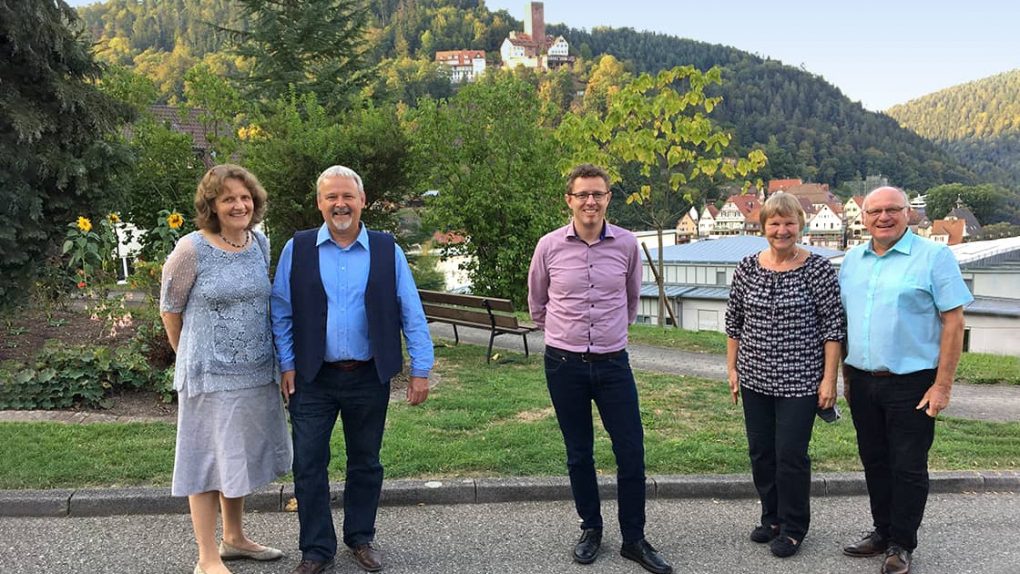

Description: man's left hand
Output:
[916,384,951,418]
[407,376,429,405]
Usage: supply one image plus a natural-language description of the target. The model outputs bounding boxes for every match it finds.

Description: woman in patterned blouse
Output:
[724,192,846,558]
[161,165,292,574]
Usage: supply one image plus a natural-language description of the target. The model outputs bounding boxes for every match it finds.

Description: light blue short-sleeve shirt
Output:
[839,229,973,374]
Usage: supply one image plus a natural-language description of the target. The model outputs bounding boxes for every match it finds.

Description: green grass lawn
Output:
[1,343,1018,489]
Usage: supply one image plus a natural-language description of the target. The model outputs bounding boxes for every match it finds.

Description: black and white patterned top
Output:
[725,252,846,397]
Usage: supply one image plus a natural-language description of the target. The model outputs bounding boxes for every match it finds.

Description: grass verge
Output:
[1,343,1018,489]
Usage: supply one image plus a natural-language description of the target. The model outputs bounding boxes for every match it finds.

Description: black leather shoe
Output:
[573,528,602,564]
[843,531,888,557]
[882,546,912,574]
[290,559,335,574]
[620,539,673,574]
[351,543,382,572]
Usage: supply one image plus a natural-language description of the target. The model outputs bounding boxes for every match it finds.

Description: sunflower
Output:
[108,212,120,223]
[76,216,92,233]
[167,212,184,230]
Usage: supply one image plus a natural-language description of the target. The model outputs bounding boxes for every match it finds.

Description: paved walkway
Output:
[3,493,1020,573]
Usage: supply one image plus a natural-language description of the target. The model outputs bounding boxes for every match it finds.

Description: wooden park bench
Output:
[418,289,538,363]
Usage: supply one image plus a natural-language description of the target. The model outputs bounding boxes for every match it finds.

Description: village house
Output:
[434,50,486,83]
[675,207,699,242]
[698,204,719,238]
[715,194,760,236]
[803,202,844,249]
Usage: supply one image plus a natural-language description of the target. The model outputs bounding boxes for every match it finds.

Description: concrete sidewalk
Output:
[4,471,1020,518]
[3,494,1020,573]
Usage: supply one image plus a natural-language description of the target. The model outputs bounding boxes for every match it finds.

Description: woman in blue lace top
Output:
[160,164,292,574]
[725,192,846,559]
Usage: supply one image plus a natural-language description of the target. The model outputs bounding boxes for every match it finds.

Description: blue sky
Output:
[68,0,1019,111]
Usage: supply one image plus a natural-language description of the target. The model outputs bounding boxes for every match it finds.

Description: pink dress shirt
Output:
[527,221,642,353]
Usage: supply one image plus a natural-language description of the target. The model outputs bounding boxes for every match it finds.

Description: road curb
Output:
[2,471,1018,518]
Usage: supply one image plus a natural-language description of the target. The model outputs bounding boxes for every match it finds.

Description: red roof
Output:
[931,219,964,245]
[768,178,803,193]
[435,50,485,65]
[432,231,466,245]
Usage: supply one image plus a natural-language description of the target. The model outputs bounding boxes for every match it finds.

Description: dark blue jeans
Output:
[544,347,646,543]
[741,386,818,542]
[847,367,936,552]
[288,362,390,561]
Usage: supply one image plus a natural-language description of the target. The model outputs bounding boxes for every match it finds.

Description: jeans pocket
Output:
[544,351,567,375]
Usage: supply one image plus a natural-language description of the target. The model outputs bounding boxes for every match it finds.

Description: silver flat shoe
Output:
[218,540,285,561]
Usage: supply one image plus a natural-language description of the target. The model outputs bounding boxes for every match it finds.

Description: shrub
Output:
[0,345,157,410]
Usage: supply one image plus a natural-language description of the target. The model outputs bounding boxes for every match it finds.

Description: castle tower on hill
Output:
[524,2,546,52]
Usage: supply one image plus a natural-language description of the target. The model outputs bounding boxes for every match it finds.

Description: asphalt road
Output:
[2,493,1018,574]
[429,324,1020,422]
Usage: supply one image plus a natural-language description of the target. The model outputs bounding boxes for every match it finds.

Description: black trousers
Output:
[545,347,647,543]
[847,367,937,551]
[289,362,390,561]
[741,386,818,542]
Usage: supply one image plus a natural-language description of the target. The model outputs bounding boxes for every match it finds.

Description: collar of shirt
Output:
[566,220,611,242]
[865,228,914,258]
[316,222,369,251]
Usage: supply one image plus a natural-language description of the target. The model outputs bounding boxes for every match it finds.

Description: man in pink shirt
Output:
[528,164,673,574]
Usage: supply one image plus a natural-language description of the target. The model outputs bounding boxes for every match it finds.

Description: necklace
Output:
[219,230,250,249]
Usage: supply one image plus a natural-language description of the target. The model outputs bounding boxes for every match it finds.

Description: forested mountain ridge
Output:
[76,0,982,191]
[887,70,1020,187]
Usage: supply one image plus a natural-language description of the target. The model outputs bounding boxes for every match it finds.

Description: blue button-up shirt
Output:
[839,229,972,374]
[271,224,433,378]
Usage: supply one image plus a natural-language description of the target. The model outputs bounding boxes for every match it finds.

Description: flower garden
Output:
[0,211,187,411]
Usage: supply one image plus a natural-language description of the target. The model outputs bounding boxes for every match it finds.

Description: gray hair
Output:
[863,186,909,210]
[316,165,364,196]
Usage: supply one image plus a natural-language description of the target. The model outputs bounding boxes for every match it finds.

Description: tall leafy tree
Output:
[410,74,564,306]
[224,0,372,114]
[0,0,132,306]
[242,94,414,264]
[557,66,767,325]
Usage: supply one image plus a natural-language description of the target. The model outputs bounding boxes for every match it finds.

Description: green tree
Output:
[118,118,206,232]
[183,63,245,158]
[242,94,414,264]
[225,0,372,114]
[924,183,1017,224]
[0,0,133,306]
[409,74,564,306]
[557,66,767,325]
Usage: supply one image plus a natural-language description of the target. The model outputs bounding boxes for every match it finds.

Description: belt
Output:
[547,346,625,363]
[324,359,373,372]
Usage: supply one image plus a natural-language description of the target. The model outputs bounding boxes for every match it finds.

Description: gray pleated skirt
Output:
[171,382,292,498]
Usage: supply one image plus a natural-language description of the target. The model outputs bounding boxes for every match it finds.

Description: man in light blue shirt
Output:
[271,165,433,574]
[838,187,972,574]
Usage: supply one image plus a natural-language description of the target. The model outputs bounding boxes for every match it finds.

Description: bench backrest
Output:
[418,289,521,328]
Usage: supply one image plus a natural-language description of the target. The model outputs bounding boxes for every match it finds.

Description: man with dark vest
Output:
[271,165,433,574]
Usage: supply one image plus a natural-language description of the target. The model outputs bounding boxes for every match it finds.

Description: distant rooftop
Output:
[648,236,843,264]
[950,235,1020,267]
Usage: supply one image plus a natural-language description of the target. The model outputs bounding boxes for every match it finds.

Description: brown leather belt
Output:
[868,370,893,377]
[547,346,626,363]
[324,359,372,372]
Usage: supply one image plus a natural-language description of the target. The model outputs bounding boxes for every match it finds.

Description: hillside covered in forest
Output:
[76,0,986,192]
[887,69,1020,187]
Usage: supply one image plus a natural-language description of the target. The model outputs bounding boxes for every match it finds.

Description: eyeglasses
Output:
[864,206,907,217]
[567,191,610,201]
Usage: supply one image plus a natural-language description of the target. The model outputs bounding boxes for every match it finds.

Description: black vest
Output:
[289,228,403,385]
